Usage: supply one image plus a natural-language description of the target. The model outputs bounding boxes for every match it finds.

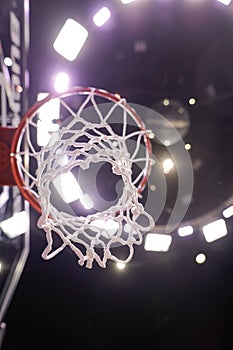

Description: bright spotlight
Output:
[53,19,88,61]
[195,253,207,265]
[54,72,70,92]
[202,219,227,243]
[188,97,196,105]
[0,211,29,238]
[163,158,174,174]
[4,57,12,66]
[116,262,126,270]
[36,93,60,146]
[217,0,232,5]
[144,233,172,252]
[93,7,111,27]
[222,205,233,218]
[121,0,137,4]
[178,225,193,237]
[91,219,119,237]
[53,173,83,204]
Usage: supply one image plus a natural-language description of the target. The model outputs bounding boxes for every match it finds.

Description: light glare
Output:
[202,219,227,243]
[4,57,13,66]
[144,233,172,252]
[217,0,232,5]
[163,158,174,174]
[222,205,233,218]
[53,19,88,61]
[53,173,83,203]
[178,225,193,237]
[195,253,206,265]
[116,262,126,270]
[54,72,69,92]
[93,7,111,27]
[0,211,29,238]
[189,97,196,105]
[121,0,136,4]
[36,93,60,146]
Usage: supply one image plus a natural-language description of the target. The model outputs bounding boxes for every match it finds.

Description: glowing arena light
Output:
[93,7,111,27]
[202,219,228,243]
[0,211,29,238]
[121,0,137,4]
[178,225,193,237]
[217,0,232,5]
[195,253,207,265]
[222,205,233,218]
[54,72,70,92]
[4,57,13,66]
[36,92,60,146]
[188,97,196,105]
[144,233,172,252]
[91,218,119,237]
[116,262,126,270]
[53,173,83,203]
[163,98,170,107]
[53,18,88,61]
[163,158,174,174]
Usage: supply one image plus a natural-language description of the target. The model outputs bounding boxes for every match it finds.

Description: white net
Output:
[13,87,155,268]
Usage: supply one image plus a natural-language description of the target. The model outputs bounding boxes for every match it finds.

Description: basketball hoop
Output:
[1,86,154,268]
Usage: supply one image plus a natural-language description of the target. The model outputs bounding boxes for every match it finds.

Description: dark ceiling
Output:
[2,0,233,349]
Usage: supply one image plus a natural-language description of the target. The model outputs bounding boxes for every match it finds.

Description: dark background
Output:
[2,0,233,349]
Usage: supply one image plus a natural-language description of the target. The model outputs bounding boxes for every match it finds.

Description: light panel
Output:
[202,219,227,243]
[93,7,111,27]
[0,211,29,238]
[53,19,88,61]
[54,72,69,92]
[144,233,172,252]
[36,93,60,146]
[121,0,137,4]
[222,205,233,218]
[178,225,193,237]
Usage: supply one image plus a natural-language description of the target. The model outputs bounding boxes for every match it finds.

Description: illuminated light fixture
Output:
[163,158,174,174]
[53,173,83,203]
[116,262,126,270]
[195,253,207,265]
[202,219,227,243]
[93,7,111,27]
[163,98,170,107]
[4,57,13,66]
[185,143,192,151]
[164,140,171,146]
[188,97,196,105]
[0,211,29,238]
[91,218,119,236]
[217,0,232,5]
[148,132,155,139]
[223,205,233,218]
[144,233,172,252]
[178,225,193,237]
[121,0,136,4]
[53,18,88,61]
[0,262,2,272]
[36,92,60,147]
[54,72,69,92]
